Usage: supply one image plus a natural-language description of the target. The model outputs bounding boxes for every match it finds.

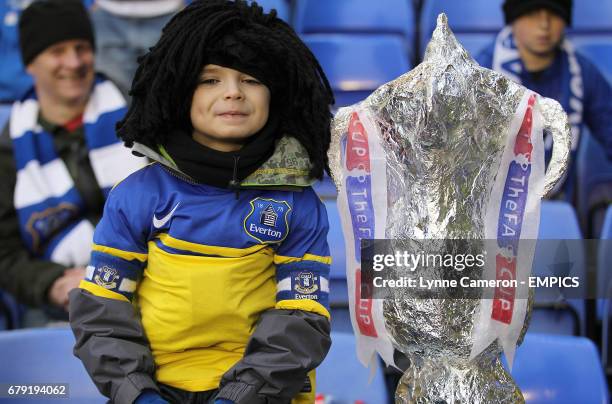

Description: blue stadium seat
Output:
[303,34,412,107]
[576,130,612,238]
[598,205,612,293]
[0,328,105,403]
[538,201,583,239]
[599,206,612,370]
[250,0,290,22]
[512,333,609,404]
[529,201,586,335]
[0,3,33,102]
[323,199,348,309]
[570,0,612,34]
[293,0,415,43]
[330,307,353,333]
[317,331,389,403]
[322,199,362,333]
[451,34,499,59]
[572,40,612,238]
[312,174,337,199]
[420,0,503,58]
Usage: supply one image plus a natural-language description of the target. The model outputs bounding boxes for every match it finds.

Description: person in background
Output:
[476,0,612,201]
[0,0,144,327]
[89,0,185,99]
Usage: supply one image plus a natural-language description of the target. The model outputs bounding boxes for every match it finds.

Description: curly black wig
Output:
[117,0,335,179]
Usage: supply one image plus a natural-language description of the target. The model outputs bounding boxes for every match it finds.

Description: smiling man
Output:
[0,0,143,326]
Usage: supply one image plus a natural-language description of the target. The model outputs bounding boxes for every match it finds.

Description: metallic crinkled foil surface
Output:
[328,14,571,404]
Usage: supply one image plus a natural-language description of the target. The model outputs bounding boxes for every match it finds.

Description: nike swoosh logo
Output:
[153,203,180,229]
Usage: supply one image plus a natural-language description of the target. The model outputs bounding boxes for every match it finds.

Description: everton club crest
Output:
[244,197,291,244]
[94,265,119,289]
[294,271,319,295]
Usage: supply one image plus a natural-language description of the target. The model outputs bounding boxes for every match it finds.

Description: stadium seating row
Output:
[0,327,607,403]
[289,0,612,104]
[600,207,612,372]
[4,0,612,110]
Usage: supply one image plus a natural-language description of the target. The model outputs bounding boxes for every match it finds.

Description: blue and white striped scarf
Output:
[9,76,144,266]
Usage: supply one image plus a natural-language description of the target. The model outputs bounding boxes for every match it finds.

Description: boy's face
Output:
[26,39,95,108]
[190,64,271,152]
[512,8,566,57]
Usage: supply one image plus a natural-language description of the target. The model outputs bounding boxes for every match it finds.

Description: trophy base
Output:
[395,355,524,404]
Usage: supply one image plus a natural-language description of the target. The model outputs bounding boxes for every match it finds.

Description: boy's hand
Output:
[134,390,169,404]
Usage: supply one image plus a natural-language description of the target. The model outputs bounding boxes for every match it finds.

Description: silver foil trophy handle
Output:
[538,97,572,197]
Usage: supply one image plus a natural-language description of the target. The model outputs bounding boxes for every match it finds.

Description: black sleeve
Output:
[0,124,66,306]
[216,309,331,404]
[69,289,159,404]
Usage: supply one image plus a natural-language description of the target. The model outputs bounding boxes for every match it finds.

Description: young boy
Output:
[476,0,612,200]
[69,2,335,403]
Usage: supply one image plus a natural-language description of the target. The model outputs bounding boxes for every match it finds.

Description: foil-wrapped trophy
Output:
[328,14,572,403]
